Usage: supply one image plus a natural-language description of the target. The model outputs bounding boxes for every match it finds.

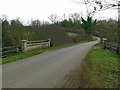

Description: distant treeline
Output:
[55,17,118,44]
[2,15,118,47]
[93,19,118,43]
[2,17,90,47]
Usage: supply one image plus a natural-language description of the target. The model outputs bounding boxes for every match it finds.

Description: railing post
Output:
[103,39,107,49]
[116,46,119,54]
[48,39,51,47]
[109,43,111,51]
[21,40,27,52]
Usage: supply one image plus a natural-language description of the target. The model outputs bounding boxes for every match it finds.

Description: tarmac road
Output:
[3,40,99,88]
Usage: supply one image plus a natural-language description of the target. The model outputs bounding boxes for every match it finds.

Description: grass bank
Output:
[2,39,96,64]
[80,44,119,88]
[67,32,78,37]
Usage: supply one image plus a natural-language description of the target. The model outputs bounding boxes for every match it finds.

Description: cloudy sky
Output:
[0,0,118,23]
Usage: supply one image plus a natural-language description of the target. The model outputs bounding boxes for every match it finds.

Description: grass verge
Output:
[80,44,119,88]
[67,32,78,37]
[2,39,97,64]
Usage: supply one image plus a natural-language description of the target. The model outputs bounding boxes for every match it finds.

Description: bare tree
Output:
[41,21,50,26]
[73,0,119,43]
[2,15,8,21]
[69,13,81,22]
[10,17,23,27]
[60,14,66,21]
[73,0,119,17]
[48,14,57,24]
[30,19,41,26]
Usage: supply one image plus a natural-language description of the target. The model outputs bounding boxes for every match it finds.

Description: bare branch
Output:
[48,14,57,24]
[73,0,119,17]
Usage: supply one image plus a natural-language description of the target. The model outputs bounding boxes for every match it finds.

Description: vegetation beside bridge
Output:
[80,44,119,88]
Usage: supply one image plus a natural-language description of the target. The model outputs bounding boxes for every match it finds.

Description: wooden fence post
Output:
[21,40,27,52]
[109,43,111,51]
[116,47,119,54]
[103,39,107,49]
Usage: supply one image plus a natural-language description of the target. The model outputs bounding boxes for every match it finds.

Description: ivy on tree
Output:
[81,16,97,34]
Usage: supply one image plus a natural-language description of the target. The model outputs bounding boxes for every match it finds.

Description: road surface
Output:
[3,40,99,88]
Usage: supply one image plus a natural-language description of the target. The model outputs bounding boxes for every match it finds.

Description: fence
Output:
[103,40,120,54]
[2,39,51,58]
[1,45,22,58]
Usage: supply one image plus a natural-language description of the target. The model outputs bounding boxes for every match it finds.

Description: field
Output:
[67,32,78,37]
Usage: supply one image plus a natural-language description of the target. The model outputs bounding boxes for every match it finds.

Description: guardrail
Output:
[103,40,120,54]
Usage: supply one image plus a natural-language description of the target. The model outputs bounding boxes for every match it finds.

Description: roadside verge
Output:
[80,44,118,88]
[61,44,118,88]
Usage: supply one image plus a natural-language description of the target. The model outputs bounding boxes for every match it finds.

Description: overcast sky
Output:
[0,0,118,23]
